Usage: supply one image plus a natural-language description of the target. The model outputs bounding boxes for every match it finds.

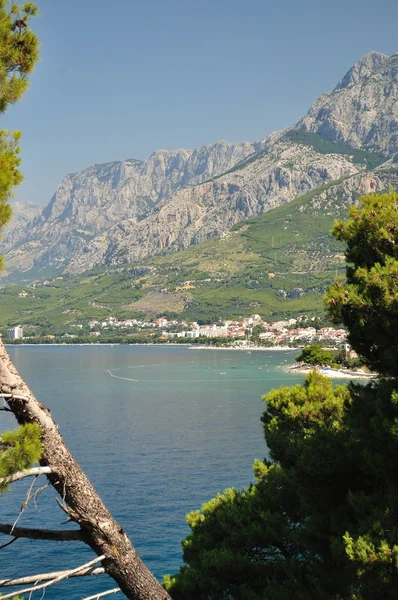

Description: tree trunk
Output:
[0,340,171,600]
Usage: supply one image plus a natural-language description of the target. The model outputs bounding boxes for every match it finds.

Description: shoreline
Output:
[287,365,377,380]
[5,343,297,350]
[189,345,294,351]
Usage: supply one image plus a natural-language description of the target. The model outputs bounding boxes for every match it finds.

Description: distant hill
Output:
[1,50,397,283]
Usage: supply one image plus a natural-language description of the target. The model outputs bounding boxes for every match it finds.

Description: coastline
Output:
[5,343,296,350]
[189,345,294,352]
[287,365,377,380]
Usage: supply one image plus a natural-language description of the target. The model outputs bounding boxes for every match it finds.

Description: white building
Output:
[8,326,23,340]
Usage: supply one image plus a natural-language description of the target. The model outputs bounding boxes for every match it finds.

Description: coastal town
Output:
[4,314,348,348]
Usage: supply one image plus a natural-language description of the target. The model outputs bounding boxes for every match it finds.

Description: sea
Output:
[0,345,319,598]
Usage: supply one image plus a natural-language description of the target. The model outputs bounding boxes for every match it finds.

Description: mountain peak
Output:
[335,50,389,90]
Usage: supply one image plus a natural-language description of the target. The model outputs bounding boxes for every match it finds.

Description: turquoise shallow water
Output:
[0,345,311,598]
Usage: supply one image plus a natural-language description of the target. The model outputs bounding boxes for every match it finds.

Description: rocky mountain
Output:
[8,201,42,230]
[1,140,260,276]
[298,51,398,155]
[1,50,397,280]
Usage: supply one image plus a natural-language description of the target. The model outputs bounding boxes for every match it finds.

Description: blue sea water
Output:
[0,345,307,598]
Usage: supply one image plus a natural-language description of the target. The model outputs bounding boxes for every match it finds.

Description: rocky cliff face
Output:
[298,51,398,155]
[64,140,362,274]
[2,50,398,279]
[1,140,258,275]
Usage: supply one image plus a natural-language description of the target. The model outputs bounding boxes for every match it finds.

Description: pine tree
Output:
[0,0,39,270]
[0,0,41,494]
[165,192,398,600]
[327,190,398,377]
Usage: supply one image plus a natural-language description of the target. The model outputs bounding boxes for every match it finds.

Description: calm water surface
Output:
[1,345,308,598]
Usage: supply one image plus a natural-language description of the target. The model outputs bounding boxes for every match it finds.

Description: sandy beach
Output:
[288,366,377,380]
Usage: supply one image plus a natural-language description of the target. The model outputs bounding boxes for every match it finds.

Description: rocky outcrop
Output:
[1,140,258,275]
[334,51,388,90]
[2,50,398,279]
[65,140,362,274]
[298,51,398,155]
[2,201,41,244]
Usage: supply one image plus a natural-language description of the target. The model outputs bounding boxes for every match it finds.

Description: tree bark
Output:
[0,340,171,600]
[0,523,83,541]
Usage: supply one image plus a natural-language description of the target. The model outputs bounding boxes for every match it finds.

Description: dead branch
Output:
[30,482,49,508]
[82,588,121,600]
[0,554,106,600]
[11,475,37,533]
[0,566,105,587]
[0,523,83,541]
[0,466,52,486]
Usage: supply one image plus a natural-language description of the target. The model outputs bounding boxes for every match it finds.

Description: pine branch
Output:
[0,523,83,541]
[0,566,105,587]
[0,554,105,599]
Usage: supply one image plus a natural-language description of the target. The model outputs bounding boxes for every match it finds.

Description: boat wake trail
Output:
[107,369,138,382]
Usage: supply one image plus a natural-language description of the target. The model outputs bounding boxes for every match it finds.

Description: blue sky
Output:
[3,0,398,205]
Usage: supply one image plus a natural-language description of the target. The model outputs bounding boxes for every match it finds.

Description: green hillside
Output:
[3,166,398,330]
[0,173,365,329]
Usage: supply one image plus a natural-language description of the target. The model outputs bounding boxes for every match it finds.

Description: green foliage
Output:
[166,373,398,599]
[0,423,42,492]
[0,1,39,112]
[333,349,363,370]
[165,373,355,599]
[295,343,333,366]
[326,191,398,377]
[0,0,39,269]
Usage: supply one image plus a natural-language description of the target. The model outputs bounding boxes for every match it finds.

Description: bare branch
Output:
[0,466,52,486]
[0,537,17,550]
[10,475,37,534]
[0,554,106,599]
[10,475,37,533]
[30,482,50,509]
[0,566,105,587]
[82,588,121,600]
[0,523,83,541]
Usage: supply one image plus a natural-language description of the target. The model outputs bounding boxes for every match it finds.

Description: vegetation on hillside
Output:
[0,175,361,328]
[283,130,386,169]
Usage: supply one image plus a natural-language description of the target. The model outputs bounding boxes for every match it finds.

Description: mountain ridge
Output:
[1,50,397,280]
